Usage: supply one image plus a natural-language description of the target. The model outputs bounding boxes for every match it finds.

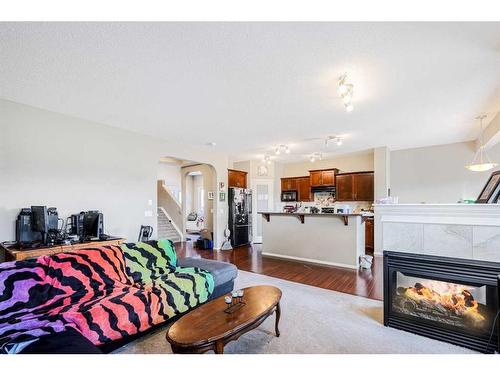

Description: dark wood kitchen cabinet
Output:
[228,169,248,188]
[297,176,312,201]
[309,168,339,187]
[365,217,374,253]
[335,174,354,200]
[281,177,298,191]
[280,176,311,201]
[335,172,374,201]
[309,171,323,187]
[355,172,375,201]
[322,170,336,186]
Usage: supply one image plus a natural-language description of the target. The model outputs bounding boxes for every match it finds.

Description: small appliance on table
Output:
[166,285,282,354]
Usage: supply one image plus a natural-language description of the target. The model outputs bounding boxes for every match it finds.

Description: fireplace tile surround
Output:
[375,204,500,262]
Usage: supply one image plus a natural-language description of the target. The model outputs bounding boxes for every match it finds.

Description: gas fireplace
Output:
[384,251,500,353]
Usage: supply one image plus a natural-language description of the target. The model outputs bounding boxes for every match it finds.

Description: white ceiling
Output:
[1,22,499,163]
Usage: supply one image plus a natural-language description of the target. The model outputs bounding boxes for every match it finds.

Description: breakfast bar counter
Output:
[258,211,368,269]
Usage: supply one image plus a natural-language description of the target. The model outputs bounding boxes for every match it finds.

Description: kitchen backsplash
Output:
[314,192,335,206]
[275,200,372,213]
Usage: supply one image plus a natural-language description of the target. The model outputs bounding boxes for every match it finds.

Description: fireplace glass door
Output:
[392,271,495,334]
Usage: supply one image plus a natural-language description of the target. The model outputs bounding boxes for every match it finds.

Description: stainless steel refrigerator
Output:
[228,187,252,247]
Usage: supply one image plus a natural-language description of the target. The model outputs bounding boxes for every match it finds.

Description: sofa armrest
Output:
[177,258,237,287]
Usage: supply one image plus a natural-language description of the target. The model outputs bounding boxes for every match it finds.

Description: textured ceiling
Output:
[1,22,499,162]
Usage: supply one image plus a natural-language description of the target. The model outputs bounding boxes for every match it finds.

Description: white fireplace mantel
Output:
[374,204,500,262]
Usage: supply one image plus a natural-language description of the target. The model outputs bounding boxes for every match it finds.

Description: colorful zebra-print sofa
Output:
[0,240,234,354]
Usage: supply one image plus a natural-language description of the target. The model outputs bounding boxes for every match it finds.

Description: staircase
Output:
[157,207,182,243]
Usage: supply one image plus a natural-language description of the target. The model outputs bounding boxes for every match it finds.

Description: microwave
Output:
[281,190,298,202]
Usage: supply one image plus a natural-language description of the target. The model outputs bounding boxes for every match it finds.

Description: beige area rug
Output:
[112,270,475,354]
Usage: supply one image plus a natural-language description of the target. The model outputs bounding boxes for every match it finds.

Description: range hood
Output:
[311,186,336,193]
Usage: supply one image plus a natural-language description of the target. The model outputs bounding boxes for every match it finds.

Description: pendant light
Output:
[465,115,497,172]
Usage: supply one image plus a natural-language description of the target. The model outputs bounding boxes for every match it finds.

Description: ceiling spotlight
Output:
[342,95,352,105]
[274,144,291,155]
[325,136,343,147]
[310,152,322,163]
[263,155,272,165]
[338,84,349,96]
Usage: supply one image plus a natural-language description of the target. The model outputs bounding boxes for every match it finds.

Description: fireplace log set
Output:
[394,282,486,329]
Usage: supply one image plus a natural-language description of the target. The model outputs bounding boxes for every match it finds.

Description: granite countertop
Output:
[258,211,372,217]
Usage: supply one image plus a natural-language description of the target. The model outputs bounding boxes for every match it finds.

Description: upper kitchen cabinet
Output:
[335,173,354,200]
[297,176,312,201]
[355,172,375,201]
[281,177,298,191]
[309,171,323,187]
[280,176,311,201]
[309,168,339,187]
[228,169,248,188]
[322,170,336,186]
[335,172,374,201]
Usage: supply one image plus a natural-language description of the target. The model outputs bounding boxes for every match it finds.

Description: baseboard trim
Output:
[261,252,358,270]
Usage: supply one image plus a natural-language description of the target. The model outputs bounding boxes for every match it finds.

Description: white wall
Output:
[282,150,374,177]
[0,99,230,248]
[157,162,181,202]
[390,141,500,203]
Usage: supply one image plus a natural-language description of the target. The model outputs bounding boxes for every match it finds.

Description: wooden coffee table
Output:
[166,285,282,354]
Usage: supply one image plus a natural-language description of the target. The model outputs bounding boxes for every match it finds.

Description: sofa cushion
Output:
[120,240,177,284]
[61,285,164,346]
[148,266,215,317]
[177,257,238,287]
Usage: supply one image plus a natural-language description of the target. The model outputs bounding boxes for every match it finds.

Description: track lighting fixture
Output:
[309,152,322,163]
[338,73,354,112]
[274,144,291,155]
[325,136,343,147]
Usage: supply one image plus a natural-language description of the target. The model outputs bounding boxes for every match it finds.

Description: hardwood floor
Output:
[174,241,383,301]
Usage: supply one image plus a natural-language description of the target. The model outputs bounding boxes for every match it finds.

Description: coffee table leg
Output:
[275,302,281,337]
[215,340,224,354]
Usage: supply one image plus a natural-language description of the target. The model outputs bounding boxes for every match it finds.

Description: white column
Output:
[374,147,391,254]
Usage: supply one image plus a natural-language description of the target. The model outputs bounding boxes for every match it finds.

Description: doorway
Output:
[251,179,274,243]
[184,171,205,237]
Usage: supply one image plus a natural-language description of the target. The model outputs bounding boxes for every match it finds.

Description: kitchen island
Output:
[258,211,369,269]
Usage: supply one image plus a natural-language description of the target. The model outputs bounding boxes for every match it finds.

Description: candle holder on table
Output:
[224,289,246,314]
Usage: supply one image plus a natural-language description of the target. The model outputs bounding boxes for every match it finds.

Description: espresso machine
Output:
[228,187,252,247]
